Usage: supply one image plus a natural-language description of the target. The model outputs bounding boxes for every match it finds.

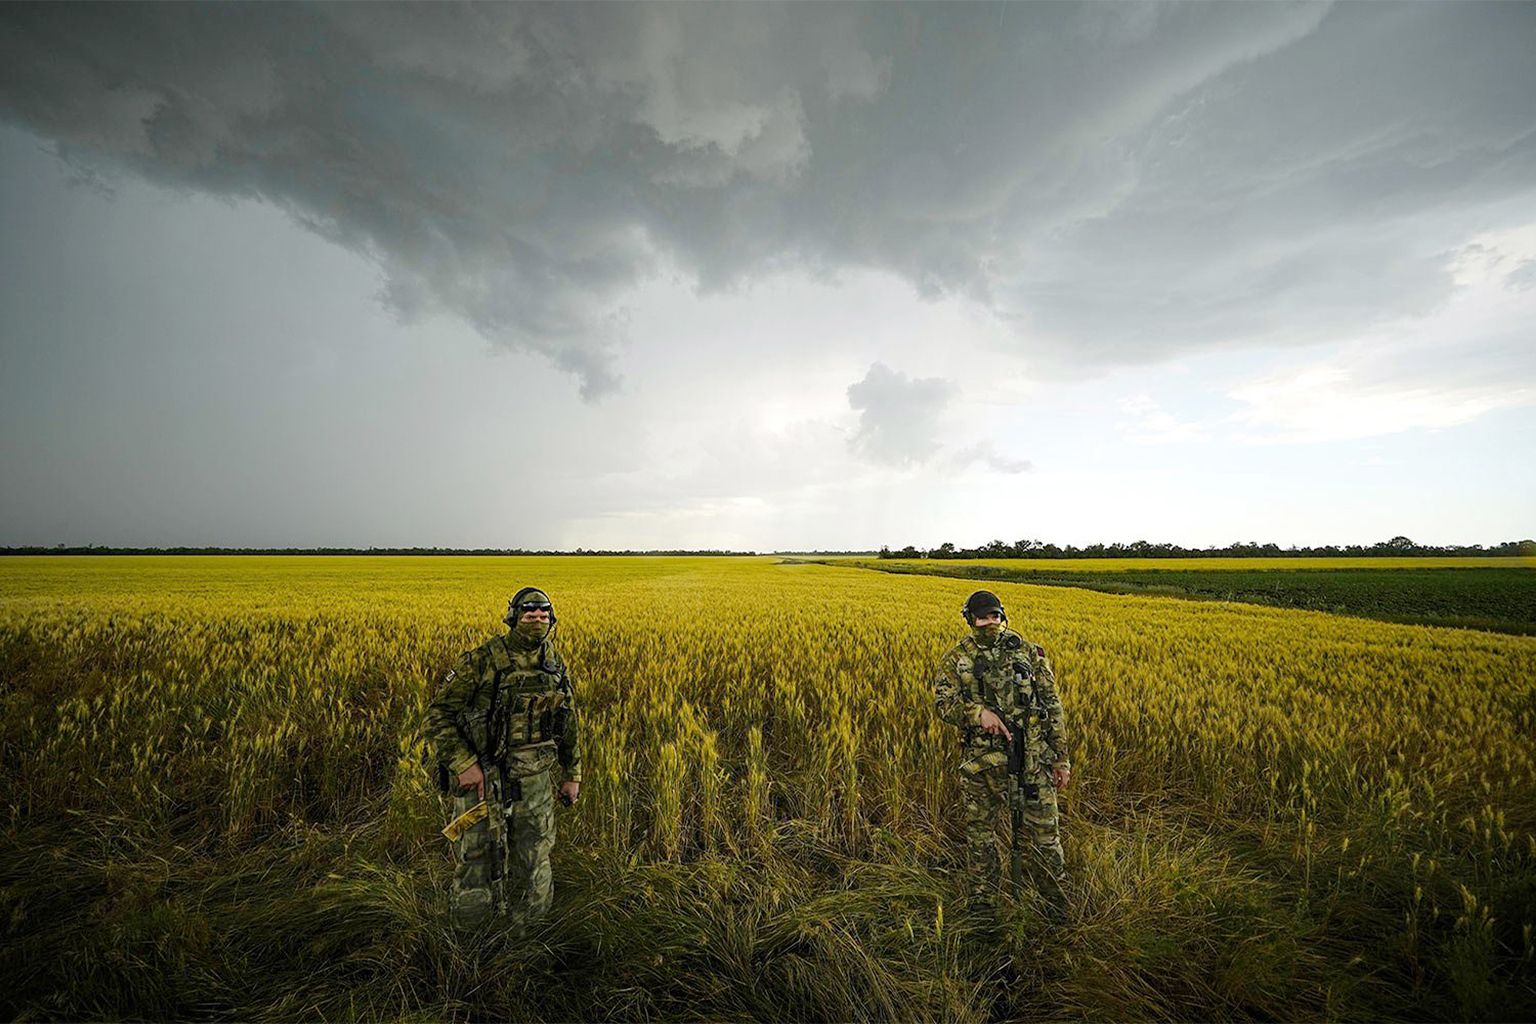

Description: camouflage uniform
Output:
[933,622,1070,916]
[427,600,581,933]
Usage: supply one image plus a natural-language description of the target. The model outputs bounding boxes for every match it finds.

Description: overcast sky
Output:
[1,2,1533,550]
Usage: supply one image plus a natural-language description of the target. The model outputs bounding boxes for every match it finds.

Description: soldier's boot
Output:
[502,769,557,936]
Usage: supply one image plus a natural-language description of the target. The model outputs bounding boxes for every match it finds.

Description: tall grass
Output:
[1,555,1533,1020]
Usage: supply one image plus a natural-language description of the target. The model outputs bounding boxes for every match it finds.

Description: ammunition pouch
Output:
[499,692,561,746]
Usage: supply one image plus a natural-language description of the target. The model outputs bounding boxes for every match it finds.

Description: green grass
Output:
[11,797,1502,1022]
[828,561,1536,635]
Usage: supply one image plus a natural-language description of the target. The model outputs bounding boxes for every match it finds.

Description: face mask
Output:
[514,619,551,644]
[973,622,1002,643]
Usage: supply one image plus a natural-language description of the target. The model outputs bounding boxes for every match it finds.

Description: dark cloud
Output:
[1,2,1532,395]
[1014,2,1536,365]
[846,362,954,466]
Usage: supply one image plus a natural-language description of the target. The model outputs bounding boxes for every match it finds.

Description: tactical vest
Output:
[957,631,1044,778]
[461,635,568,768]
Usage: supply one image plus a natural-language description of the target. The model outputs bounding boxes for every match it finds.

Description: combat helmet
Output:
[962,589,1006,625]
[504,586,556,626]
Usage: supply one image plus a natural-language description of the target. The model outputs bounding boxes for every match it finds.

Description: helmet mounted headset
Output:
[962,589,1007,626]
[505,586,558,627]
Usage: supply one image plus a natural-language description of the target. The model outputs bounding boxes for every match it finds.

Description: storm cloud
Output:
[846,361,954,466]
[3,2,1532,398]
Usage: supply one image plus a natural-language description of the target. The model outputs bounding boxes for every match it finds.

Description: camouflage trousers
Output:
[447,767,556,933]
[959,764,1068,916]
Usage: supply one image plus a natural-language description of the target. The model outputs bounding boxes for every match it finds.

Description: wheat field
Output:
[2,556,1533,1021]
[829,556,1533,571]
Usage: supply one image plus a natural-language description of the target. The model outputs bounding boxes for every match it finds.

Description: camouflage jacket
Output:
[427,632,582,783]
[932,626,1070,775]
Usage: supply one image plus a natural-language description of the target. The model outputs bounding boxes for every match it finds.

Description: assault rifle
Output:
[980,704,1036,891]
[981,653,1056,890]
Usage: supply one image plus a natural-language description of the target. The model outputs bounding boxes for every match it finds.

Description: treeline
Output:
[0,545,757,557]
[878,535,1536,560]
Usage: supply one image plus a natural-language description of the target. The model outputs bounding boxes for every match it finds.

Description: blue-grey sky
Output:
[1,2,1532,550]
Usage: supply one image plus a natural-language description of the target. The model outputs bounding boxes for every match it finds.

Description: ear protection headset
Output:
[507,586,558,625]
[961,591,1007,626]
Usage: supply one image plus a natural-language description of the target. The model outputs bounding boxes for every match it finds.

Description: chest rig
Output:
[482,636,567,755]
[963,636,1033,716]
[959,632,1043,777]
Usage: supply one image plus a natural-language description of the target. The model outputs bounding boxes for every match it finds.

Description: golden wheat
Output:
[3,554,1533,946]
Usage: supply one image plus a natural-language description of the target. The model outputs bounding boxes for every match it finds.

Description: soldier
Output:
[932,589,1072,920]
[426,587,581,934]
